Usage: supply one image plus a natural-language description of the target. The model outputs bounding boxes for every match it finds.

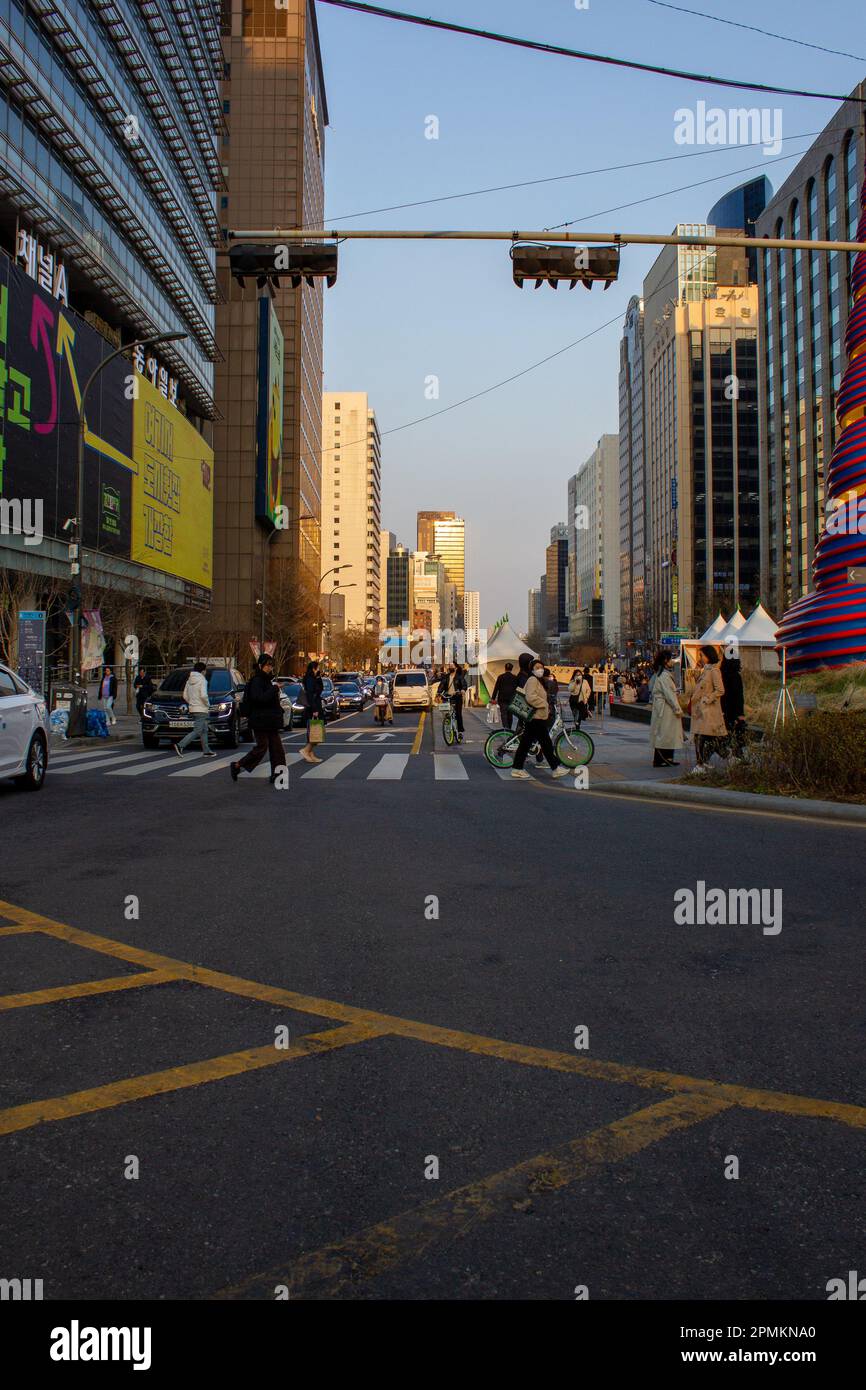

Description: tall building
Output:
[411,550,447,636]
[212,0,327,639]
[756,88,864,615]
[528,587,541,635]
[0,0,219,667]
[545,527,569,640]
[618,296,647,644]
[463,590,480,645]
[644,231,760,635]
[321,392,381,631]
[386,543,412,628]
[707,176,771,281]
[569,436,621,644]
[416,511,465,618]
[379,528,395,632]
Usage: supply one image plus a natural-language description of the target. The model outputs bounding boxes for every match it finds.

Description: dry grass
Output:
[698,709,866,804]
[743,667,866,729]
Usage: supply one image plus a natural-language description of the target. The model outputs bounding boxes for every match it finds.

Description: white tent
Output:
[716,608,747,642]
[479,622,536,703]
[736,602,777,646]
[698,612,728,642]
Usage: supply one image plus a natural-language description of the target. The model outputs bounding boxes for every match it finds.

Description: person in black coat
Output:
[133,667,155,718]
[300,660,325,764]
[720,654,746,758]
[490,661,519,729]
[230,654,286,785]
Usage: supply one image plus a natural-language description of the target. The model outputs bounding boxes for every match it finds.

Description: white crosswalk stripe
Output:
[433,754,468,780]
[171,750,247,778]
[48,747,495,784]
[299,752,361,779]
[52,750,163,775]
[367,753,410,780]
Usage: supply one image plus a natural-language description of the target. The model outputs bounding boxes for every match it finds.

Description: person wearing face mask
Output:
[510,654,569,780]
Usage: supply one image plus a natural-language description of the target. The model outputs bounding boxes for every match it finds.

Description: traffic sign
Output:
[592,673,609,692]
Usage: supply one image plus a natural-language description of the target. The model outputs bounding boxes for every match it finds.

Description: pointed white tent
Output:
[716,608,747,642]
[736,602,778,646]
[479,622,537,703]
[698,612,728,642]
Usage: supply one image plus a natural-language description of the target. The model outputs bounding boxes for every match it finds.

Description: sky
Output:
[316,0,865,628]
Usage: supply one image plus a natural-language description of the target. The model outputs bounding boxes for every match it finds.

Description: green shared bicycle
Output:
[440,697,459,746]
[484,712,594,770]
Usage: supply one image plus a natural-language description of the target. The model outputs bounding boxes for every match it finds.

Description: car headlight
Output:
[213,700,232,714]
[143,701,155,716]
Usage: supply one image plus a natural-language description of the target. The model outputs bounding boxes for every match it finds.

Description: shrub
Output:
[704,711,866,803]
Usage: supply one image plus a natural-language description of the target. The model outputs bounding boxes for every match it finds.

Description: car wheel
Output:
[142,733,159,749]
[15,733,47,790]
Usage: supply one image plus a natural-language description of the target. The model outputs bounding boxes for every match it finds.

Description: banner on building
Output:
[255,296,284,529]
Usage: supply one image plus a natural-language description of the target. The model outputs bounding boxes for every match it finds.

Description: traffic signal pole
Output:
[227,228,865,254]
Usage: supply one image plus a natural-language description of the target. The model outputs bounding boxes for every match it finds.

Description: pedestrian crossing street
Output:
[46,740,550,786]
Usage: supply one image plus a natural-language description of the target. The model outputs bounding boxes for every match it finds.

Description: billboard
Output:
[0,248,213,599]
[255,296,284,528]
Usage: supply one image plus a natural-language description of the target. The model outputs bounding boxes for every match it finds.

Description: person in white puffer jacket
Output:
[175,662,216,758]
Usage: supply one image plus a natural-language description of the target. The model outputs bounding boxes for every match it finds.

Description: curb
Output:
[51,734,138,749]
[588,778,866,825]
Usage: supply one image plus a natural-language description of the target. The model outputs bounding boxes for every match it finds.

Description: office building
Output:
[416,510,465,619]
[379,528,395,632]
[528,587,542,636]
[0,0,219,671]
[644,229,760,635]
[545,527,569,640]
[212,0,328,640]
[321,391,381,632]
[568,436,621,644]
[463,590,480,644]
[386,543,412,629]
[618,296,648,644]
[756,88,865,614]
[707,176,771,281]
[412,550,447,636]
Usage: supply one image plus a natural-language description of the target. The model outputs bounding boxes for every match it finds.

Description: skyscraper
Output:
[545,527,569,641]
[619,296,647,643]
[322,392,381,631]
[212,0,327,637]
[569,436,621,644]
[416,511,465,619]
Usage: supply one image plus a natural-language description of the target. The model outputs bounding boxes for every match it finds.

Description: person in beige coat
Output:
[649,649,684,767]
[689,645,727,772]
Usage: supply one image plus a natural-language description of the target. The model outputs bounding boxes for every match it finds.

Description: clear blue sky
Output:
[317,0,864,627]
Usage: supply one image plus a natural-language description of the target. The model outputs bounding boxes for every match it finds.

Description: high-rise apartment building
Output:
[213,0,327,638]
[618,296,647,643]
[545,528,569,640]
[386,543,412,628]
[463,591,480,645]
[416,511,465,618]
[569,436,621,644]
[321,392,381,632]
[0,0,220,668]
[756,88,864,614]
[644,232,760,635]
[379,528,395,632]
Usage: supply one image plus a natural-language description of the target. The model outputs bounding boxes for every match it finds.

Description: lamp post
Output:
[69,330,188,687]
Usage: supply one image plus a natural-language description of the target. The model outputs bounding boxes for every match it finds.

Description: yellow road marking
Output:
[0,969,175,1012]
[0,923,42,937]
[0,1021,384,1137]
[215,1090,731,1299]
[2,900,866,1130]
[411,713,425,754]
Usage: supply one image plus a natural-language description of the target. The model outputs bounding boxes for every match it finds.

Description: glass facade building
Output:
[618,295,646,643]
[0,0,220,418]
[756,89,864,614]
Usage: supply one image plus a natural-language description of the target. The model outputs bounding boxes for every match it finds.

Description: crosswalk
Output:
[46,740,520,786]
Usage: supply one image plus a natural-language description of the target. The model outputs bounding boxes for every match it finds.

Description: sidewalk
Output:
[52,709,142,750]
[466,706,680,783]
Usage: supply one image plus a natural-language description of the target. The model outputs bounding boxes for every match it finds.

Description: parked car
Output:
[334,680,365,713]
[140,666,250,749]
[391,669,432,712]
[0,663,49,790]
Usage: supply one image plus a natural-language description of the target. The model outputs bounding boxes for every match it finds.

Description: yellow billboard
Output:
[131,376,213,594]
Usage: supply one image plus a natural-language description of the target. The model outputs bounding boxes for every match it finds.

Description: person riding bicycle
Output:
[511,654,569,781]
[441,661,466,743]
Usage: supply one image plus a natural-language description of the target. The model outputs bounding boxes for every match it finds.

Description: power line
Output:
[318,130,823,226]
[645,0,866,64]
[316,0,866,103]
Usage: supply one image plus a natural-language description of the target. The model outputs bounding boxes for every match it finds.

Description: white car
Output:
[0,663,49,790]
[390,669,431,712]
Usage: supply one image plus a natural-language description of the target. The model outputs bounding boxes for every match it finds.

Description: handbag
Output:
[507,689,534,722]
[308,716,325,744]
[486,704,501,726]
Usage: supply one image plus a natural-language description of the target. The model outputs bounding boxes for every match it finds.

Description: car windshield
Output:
[394,673,427,687]
[282,683,301,697]
[159,668,232,694]
[336,683,360,694]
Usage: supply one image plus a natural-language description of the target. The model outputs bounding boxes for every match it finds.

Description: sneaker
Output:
[551,766,569,779]
[510,768,531,779]
[174,744,185,757]
[203,750,217,758]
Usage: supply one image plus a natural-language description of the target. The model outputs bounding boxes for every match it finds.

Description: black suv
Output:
[140,666,250,749]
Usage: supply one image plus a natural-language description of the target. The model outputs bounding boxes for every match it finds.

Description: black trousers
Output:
[513,718,559,770]
[238,729,285,774]
[451,693,464,733]
[498,701,513,730]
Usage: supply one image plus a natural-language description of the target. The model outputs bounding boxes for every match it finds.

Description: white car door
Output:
[0,666,32,775]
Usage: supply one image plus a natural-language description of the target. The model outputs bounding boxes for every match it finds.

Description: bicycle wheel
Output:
[555,728,594,768]
[485,729,519,768]
[443,714,456,746]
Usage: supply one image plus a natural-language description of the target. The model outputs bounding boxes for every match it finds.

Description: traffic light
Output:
[229,242,338,290]
[511,243,620,290]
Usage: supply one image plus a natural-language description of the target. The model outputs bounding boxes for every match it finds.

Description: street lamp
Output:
[69,330,188,687]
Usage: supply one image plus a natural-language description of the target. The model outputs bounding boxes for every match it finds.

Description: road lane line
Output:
[0,969,175,1011]
[411,713,425,754]
[0,1021,385,1138]
[300,753,360,779]
[51,751,160,775]
[433,753,468,780]
[214,1091,731,1299]
[367,753,409,780]
[4,903,866,1131]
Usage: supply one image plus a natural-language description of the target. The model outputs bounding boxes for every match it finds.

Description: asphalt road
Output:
[2,703,865,1300]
